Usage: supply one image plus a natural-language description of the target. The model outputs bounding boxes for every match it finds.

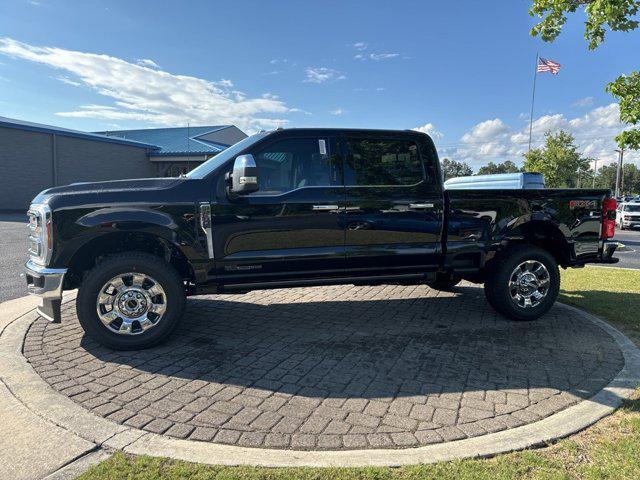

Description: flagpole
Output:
[528,53,539,153]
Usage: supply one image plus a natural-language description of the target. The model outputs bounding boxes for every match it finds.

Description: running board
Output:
[221,272,436,292]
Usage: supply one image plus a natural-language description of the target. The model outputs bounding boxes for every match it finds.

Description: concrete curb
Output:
[42,450,111,480]
[0,295,639,469]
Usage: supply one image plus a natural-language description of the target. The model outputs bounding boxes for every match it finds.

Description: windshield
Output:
[185,132,270,179]
[624,204,640,213]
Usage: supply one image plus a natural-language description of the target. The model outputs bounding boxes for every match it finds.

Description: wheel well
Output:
[479,222,571,282]
[517,222,571,266]
[65,232,194,289]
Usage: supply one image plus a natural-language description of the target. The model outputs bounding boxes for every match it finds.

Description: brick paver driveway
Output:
[24,283,623,450]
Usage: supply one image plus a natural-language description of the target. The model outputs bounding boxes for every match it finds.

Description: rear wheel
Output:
[76,252,186,350]
[484,245,559,321]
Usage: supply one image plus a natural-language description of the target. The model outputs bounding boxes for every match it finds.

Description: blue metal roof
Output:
[96,126,235,156]
[0,116,160,149]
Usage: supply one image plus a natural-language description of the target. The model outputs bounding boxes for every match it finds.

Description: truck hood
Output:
[32,178,181,204]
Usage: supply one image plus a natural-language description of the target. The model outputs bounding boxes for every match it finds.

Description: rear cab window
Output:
[344,138,423,186]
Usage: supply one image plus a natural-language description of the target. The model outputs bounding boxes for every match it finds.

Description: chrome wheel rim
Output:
[508,260,550,309]
[96,273,167,335]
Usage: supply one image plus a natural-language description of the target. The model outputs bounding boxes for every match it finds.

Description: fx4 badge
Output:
[569,200,597,210]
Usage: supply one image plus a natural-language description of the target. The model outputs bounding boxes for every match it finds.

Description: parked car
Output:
[617,202,640,230]
[25,128,619,349]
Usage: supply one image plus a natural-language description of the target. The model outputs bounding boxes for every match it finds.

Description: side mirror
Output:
[229,154,259,195]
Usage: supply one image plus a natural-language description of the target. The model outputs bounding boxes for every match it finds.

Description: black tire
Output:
[429,273,461,291]
[76,252,186,350]
[484,245,559,321]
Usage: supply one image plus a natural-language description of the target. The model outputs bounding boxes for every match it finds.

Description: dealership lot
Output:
[0,213,27,303]
[612,229,640,270]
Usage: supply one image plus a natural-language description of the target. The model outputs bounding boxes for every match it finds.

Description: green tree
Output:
[595,163,618,190]
[577,161,596,188]
[529,0,640,150]
[622,162,640,193]
[477,160,521,175]
[523,131,591,187]
[595,162,640,193]
[441,158,473,180]
[606,73,640,149]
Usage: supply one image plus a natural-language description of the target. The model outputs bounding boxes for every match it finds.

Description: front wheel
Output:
[484,245,559,321]
[76,252,186,350]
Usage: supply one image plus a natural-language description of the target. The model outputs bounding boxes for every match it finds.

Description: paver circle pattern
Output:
[23,283,624,450]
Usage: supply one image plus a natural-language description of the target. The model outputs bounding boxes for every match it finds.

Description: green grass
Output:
[78,267,640,480]
[559,266,640,340]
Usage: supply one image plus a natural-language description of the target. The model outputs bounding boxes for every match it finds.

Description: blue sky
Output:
[0,0,638,168]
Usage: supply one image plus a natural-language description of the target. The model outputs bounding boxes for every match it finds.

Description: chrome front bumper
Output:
[24,260,67,323]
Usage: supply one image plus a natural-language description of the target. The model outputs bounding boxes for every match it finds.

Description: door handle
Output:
[312,205,340,211]
[409,203,434,210]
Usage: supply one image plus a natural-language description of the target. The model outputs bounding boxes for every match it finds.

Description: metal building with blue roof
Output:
[0,116,246,209]
[97,125,247,176]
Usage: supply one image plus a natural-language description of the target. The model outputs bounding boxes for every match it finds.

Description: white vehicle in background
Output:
[444,172,545,190]
[617,202,640,230]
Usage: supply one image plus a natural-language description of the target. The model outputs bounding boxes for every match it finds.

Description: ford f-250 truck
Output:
[25,128,619,350]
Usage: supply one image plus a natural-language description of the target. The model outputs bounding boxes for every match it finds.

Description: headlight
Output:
[27,204,53,266]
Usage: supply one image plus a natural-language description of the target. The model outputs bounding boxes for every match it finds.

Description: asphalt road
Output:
[0,213,639,303]
[0,213,27,303]
[612,228,640,270]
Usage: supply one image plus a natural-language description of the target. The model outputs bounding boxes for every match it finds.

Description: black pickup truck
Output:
[25,128,619,349]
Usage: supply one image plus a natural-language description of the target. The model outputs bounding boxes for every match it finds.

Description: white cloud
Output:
[573,96,594,108]
[509,114,567,145]
[354,52,401,61]
[350,43,402,61]
[330,108,345,116]
[0,37,295,131]
[461,118,510,144]
[304,67,346,84]
[353,87,385,92]
[444,103,639,169]
[53,75,82,87]
[368,53,400,61]
[136,58,160,69]
[413,123,443,139]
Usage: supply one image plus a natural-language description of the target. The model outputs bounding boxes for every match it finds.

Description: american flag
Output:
[537,57,561,75]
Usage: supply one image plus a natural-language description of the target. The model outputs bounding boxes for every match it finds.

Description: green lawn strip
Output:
[78,450,570,480]
[558,266,640,340]
[77,267,640,480]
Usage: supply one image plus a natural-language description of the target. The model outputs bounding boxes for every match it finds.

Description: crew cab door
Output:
[209,135,345,284]
[342,133,443,275]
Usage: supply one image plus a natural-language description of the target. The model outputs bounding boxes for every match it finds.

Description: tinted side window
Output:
[252,138,335,195]
[345,138,423,186]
